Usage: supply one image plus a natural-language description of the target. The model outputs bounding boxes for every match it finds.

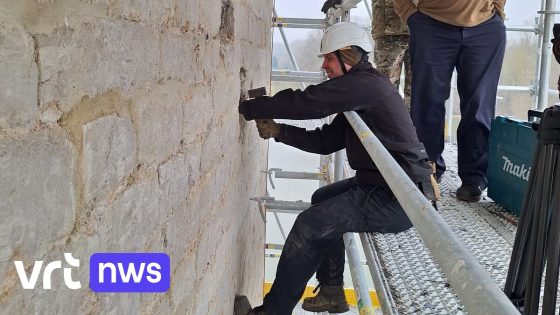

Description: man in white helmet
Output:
[238,22,433,315]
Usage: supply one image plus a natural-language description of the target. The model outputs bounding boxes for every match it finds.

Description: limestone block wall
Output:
[0,0,271,313]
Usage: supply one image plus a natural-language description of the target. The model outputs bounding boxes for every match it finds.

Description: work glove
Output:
[321,0,342,13]
[256,119,280,139]
[238,99,251,121]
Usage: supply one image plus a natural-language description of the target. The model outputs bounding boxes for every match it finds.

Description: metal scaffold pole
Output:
[534,15,544,107]
[335,150,375,315]
[363,0,372,20]
[273,7,306,90]
[536,0,558,110]
[360,233,398,315]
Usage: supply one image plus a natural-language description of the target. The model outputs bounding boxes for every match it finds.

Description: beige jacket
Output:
[394,0,506,27]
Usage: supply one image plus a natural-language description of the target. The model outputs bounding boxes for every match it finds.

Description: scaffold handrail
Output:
[506,25,540,33]
[343,111,519,314]
[272,70,324,77]
[272,17,326,26]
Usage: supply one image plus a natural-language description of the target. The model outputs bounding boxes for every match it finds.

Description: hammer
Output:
[247,87,267,99]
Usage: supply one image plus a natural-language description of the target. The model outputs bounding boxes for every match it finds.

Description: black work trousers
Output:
[262,177,412,314]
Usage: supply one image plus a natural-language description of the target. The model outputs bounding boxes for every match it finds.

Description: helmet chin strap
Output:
[334,50,348,74]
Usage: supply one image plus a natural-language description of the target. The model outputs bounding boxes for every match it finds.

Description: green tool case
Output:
[487,116,538,215]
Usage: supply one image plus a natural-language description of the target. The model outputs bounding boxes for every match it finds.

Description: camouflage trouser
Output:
[374,35,411,110]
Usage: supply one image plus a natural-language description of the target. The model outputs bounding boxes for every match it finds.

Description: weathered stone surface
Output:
[183,86,212,145]
[37,19,160,112]
[96,291,141,314]
[133,82,184,165]
[0,0,272,313]
[170,246,197,313]
[106,0,185,27]
[97,178,162,252]
[200,0,224,36]
[83,114,136,203]
[0,128,74,293]
[100,0,222,35]
[0,11,38,129]
[40,104,63,125]
[2,241,99,315]
[158,143,202,214]
[200,112,241,175]
[0,228,10,266]
[159,30,200,84]
[211,70,239,116]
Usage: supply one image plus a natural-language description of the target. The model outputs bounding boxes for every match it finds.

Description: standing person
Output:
[238,22,433,315]
[395,0,507,202]
[372,0,412,109]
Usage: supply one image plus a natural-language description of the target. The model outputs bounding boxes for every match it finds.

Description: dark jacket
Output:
[239,62,431,186]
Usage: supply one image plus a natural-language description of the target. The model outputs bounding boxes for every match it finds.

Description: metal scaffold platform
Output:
[362,144,557,314]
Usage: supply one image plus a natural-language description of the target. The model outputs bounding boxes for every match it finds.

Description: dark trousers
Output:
[408,12,506,188]
[263,178,412,315]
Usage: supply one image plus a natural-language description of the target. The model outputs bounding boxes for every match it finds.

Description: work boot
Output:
[234,295,253,315]
[456,182,483,202]
[302,284,349,313]
[247,305,267,315]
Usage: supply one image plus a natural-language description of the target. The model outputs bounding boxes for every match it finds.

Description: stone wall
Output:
[0,0,271,313]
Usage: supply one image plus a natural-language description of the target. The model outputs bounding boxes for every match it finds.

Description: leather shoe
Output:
[456,182,483,202]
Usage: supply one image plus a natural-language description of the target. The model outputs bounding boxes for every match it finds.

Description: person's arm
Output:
[276,114,347,155]
[238,78,370,121]
[494,0,506,19]
[393,0,417,22]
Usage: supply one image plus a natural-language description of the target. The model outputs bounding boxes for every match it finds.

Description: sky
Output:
[273,0,556,42]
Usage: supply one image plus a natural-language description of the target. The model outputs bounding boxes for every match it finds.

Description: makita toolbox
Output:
[487,116,538,215]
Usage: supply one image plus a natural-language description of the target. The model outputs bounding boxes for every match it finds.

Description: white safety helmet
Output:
[318,22,373,57]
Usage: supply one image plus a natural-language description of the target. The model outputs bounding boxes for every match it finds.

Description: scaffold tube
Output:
[360,233,398,315]
[335,151,375,315]
[536,0,557,110]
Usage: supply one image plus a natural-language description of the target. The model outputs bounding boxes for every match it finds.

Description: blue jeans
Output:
[262,178,412,314]
[408,12,506,188]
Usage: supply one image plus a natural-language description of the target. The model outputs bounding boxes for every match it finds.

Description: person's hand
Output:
[494,2,506,20]
[238,99,251,121]
[256,119,280,139]
[321,0,342,13]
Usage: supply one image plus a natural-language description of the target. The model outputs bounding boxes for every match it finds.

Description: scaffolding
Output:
[259,0,559,314]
